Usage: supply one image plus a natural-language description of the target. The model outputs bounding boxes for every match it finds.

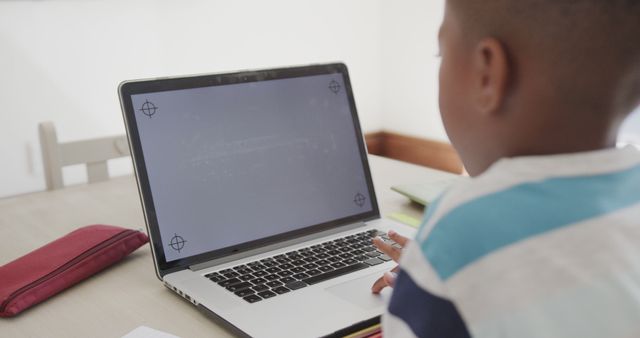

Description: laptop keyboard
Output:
[204,229,398,303]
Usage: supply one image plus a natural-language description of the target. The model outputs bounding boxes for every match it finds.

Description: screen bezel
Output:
[119,63,380,276]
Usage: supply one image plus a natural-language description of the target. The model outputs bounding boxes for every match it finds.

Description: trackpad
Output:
[326,271,393,310]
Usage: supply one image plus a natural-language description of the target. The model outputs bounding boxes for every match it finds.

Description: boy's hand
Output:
[371,230,409,294]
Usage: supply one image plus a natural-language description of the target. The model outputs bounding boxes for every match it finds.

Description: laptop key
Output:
[343,258,358,265]
[235,288,256,297]
[279,263,294,270]
[258,290,277,299]
[288,254,303,260]
[318,265,333,272]
[253,270,268,277]
[366,251,381,257]
[239,274,254,281]
[251,264,266,271]
[379,254,392,262]
[208,275,224,282]
[227,282,253,292]
[236,268,253,275]
[224,271,239,278]
[218,278,241,287]
[292,273,309,279]
[251,277,267,284]
[273,286,291,294]
[262,261,277,268]
[331,262,346,269]
[252,284,269,292]
[266,280,283,288]
[306,269,321,276]
[364,258,384,266]
[265,267,281,273]
[280,276,296,284]
[243,294,262,303]
[265,274,279,281]
[302,262,369,285]
[291,267,305,273]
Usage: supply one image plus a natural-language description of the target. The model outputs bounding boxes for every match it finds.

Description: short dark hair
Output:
[449,0,640,116]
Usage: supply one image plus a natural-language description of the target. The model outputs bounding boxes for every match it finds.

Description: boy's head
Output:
[439,0,640,176]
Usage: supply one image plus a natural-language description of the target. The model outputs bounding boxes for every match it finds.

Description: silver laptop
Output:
[118,63,413,338]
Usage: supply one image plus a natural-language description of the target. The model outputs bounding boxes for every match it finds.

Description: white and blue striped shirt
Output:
[383,146,640,338]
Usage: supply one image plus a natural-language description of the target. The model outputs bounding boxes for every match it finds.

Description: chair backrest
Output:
[38,121,131,190]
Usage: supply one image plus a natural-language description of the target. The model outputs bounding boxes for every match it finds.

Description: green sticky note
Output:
[387,212,422,228]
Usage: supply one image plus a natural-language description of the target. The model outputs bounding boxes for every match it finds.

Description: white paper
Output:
[121,326,181,338]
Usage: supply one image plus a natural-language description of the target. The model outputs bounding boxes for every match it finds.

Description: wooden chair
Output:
[38,121,131,190]
[365,131,465,174]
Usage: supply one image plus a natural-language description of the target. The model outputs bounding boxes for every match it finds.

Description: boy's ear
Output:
[472,37,509,115]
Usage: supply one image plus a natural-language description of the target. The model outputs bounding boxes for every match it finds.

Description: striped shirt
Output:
[383,146,640,338]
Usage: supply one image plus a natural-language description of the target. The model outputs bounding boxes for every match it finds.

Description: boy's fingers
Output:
[373,237,401,262]
[388,230,409,247]
[371,276,388,294]
[371,266,399,294]
[383,271,397,288]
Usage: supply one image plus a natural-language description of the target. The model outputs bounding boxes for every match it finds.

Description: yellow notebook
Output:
[391,177,463,206]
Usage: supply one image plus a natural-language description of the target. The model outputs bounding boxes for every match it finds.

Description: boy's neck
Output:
[473,108,626,175]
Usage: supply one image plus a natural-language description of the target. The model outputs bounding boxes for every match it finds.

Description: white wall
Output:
[619,107,640,146]
[0,0,385,198]
[380,0,447,141]
[3,0,635,199]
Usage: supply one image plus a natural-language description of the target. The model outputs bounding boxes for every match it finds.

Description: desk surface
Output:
[0,155,456,338]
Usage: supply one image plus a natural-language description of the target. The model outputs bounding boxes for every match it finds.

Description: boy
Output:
[372,0,640,337]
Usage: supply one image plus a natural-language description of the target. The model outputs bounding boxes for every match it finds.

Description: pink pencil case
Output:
[0,224,148,317]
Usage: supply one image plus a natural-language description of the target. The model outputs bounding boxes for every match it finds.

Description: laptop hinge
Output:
[189,221,367,272]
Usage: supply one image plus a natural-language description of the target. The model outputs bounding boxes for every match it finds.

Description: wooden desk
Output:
[0,155,456,338]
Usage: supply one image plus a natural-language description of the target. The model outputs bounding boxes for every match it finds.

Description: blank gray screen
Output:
[132,74,373,262]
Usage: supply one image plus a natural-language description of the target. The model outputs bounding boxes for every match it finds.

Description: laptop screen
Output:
[124,65,377,268]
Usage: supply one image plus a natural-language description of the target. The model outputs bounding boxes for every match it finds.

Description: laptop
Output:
[118,63,414,338]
